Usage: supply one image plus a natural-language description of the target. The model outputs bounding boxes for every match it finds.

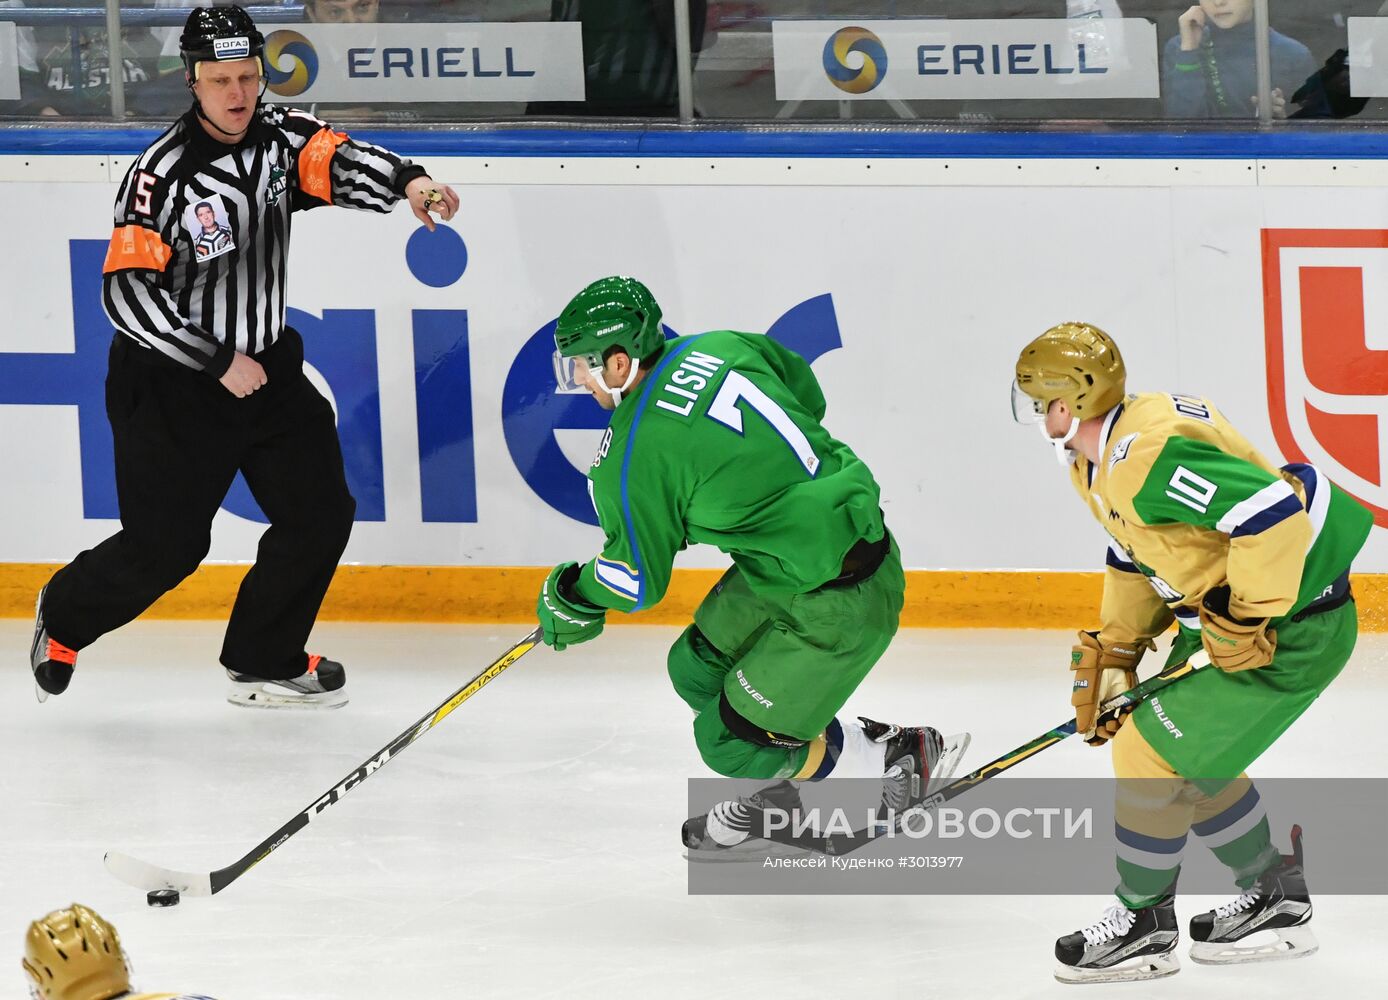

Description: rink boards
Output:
[1,131,1386,626]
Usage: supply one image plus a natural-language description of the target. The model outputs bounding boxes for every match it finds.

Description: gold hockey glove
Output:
[1199,586,1277,672]
[1071,631,1154,746]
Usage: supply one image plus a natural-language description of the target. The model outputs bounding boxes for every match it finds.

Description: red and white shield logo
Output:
[1263,228,1388,528]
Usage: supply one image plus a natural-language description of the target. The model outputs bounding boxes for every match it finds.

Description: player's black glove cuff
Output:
[1201,585,1264,627]
[556,562,603,613]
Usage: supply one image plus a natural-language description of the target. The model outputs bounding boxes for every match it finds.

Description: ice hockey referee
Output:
[29,5,460,710]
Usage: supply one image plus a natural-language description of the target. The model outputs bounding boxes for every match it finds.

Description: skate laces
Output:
[1213,891,1259,919]
[1080,902,1137,946]
[307,654,322,675]
[747,783,797,811]
[881,766,910,812]
[44,639,77,665]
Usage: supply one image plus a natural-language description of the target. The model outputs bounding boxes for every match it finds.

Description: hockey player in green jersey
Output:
[23,903,218,1000]
[1012,323,1372,984]
[537,276,967,854]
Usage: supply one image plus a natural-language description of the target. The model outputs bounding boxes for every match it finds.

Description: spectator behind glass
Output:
[1163,0,1315,118]
[305,0,380,22]
[0,0,171,117]
[691,3,1160,125]
[1269,1,1387,119]
[530,0,709,117]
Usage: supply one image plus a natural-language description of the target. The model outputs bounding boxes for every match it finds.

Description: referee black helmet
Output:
[180,4,266,79]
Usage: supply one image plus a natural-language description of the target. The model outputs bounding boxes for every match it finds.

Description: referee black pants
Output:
[43,329,356,680]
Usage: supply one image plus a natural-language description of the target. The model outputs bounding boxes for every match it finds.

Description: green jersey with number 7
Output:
[535,276,968,821]
[574,327,884,610]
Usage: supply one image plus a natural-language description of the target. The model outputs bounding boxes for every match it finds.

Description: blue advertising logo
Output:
[823,27,888,94]
[501,292,844,526]
[0,236,843,533]
[265,29,319,98]
[0,238,476,526]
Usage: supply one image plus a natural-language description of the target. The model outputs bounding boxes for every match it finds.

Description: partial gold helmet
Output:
[1013,322,1126,422]
[22,905,131,1000]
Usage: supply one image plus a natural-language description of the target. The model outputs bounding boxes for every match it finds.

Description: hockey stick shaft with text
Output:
[104,627,543,897]
[756,650,1212,856]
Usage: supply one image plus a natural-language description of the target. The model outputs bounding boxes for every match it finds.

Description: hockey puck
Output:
[147,889,180,907]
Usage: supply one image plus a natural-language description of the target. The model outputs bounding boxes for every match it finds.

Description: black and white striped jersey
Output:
[102,103,426,376]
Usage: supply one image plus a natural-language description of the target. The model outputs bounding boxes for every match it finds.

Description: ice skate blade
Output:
[1189,925,1318,966]
[927,732,971,793]
[684,840,818,864]
[226,684,349,711]
[1054,950,1180,984]
[34,682,49,705]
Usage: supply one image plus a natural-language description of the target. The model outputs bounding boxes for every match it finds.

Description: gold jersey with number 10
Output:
[1068,392,1372,645]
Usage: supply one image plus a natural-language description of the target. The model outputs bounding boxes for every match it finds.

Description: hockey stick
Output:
[749,650,1213,857]
[104,627,543,897]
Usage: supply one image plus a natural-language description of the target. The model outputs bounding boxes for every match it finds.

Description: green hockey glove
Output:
[538,562,607,651]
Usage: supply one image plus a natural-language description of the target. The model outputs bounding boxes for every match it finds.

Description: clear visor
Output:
[553,351,602,394]
[1011,380,1048,425]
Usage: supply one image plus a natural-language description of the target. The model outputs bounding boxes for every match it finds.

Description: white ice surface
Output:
[2,621,1384,1000]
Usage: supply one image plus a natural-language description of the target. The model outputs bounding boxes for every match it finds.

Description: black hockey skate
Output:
[682,780,806,863]
[226,653,348,710]
[1189,824,1318,965]
[1055,896,1180,984]
[30,585,77,704]
[859,717,970,829]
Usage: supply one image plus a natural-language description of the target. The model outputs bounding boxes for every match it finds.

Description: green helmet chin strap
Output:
[554,276,665,405]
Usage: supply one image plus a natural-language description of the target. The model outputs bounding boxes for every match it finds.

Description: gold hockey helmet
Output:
[1012,322,1127,423]
[22,905,131,1000]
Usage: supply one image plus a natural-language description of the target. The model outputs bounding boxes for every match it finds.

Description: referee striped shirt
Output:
[102,103,426,376]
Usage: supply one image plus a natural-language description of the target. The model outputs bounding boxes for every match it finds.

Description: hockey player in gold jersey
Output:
[1012,323,1372,984]
[22,904,216,1000]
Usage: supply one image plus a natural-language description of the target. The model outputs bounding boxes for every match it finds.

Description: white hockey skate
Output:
[226,654,348,710]
[1188,825,1318,966]
[683,720,971,861]
[1054,896,1181,984]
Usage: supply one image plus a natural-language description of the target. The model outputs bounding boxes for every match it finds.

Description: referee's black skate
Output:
[682,780,807,862]
[1055,895,1180,984]
[30,585,78,704]
[226,654,348,710]
[1189,824,1318,965]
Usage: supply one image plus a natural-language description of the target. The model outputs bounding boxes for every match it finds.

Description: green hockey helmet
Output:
[555,275,664,358]
[552,276,665,403]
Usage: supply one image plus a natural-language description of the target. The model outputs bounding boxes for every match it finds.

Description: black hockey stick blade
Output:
[742,650,1212,857]
[104,627,543,897]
